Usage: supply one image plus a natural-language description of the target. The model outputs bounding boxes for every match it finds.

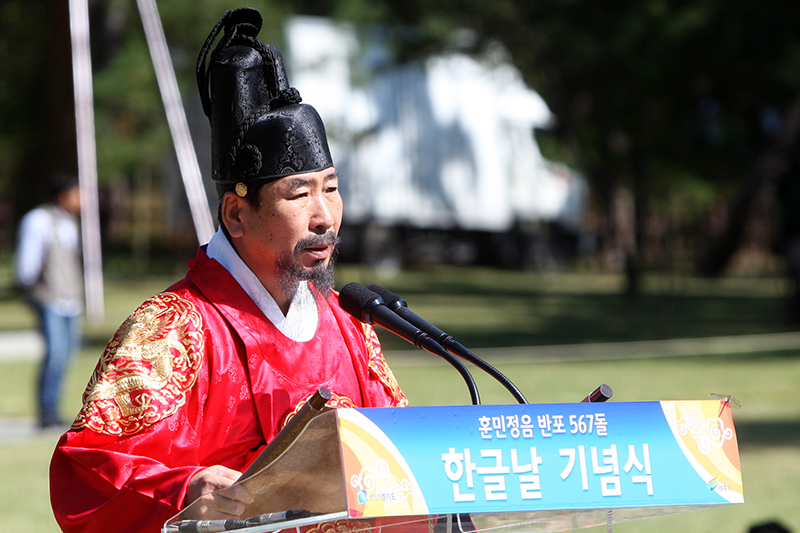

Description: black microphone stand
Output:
[339,283,482,405]
[367,284,614,406]
[369,284,528,404]
[342,284,610,533]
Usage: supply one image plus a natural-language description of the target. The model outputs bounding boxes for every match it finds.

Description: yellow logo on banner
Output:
[660,400,744,503]
[338,409,429,517]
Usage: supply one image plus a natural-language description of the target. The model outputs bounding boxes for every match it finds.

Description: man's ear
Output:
[220,192,247,238]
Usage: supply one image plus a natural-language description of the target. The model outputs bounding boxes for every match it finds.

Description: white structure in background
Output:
[285,17,587,264]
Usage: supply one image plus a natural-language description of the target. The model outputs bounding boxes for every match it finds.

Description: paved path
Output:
[0,414,73,442]
[0,416,55,441]
[5,330,800,364]
[384,331,800,366]
[0,330,58,441]
[0,329,43,361]
[3,330,800,441]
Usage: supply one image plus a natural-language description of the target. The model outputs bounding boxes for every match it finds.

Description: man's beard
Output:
[276,230,341,302]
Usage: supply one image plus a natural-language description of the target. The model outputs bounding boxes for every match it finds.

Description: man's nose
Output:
[309,195,336,233]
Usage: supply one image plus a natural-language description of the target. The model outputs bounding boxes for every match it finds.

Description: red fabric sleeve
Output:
[49,291,213,533]
[50,430,205,533]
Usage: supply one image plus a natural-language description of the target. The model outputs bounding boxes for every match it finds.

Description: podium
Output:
[165,399,742,533]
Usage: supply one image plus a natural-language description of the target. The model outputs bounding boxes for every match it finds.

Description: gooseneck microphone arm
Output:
[339,283,481,406]
[368,284,529,404]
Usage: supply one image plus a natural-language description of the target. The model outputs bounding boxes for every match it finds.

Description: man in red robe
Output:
[50,8,408,533]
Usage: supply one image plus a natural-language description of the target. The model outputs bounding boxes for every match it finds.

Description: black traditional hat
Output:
[197,8,333,198]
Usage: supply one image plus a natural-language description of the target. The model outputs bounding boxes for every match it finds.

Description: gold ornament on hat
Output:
[235,182,248,197]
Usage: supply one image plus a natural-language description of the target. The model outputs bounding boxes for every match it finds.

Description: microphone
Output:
[367,284,528,404]
[175,510,318,533]
[581,383,613,403]
[176,519,247,532]
[339,282,481,405]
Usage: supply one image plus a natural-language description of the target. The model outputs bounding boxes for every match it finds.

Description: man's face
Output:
[233,167,343,299]
[58,185,81,216]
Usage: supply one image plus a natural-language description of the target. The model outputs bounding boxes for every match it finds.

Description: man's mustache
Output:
[294,231,341,256]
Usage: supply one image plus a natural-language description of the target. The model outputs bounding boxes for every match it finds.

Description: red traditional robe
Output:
[50,248,408,533]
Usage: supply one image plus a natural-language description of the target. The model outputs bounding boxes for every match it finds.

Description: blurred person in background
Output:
[14,171,83,429]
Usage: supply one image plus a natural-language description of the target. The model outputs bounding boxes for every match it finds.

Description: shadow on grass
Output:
[378,280,799,350]
[736,419,800,449]
[84,333,113,351]
[73,268,800,356]
[0,287,21,302]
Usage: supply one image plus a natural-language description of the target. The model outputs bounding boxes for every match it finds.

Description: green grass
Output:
[1,264,799,532]
[0,436,63,532]
[389,351,800,533]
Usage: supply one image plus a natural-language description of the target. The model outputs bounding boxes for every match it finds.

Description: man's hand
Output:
[182,465,254,520]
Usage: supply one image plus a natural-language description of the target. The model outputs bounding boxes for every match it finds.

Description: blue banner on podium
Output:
[338,400,742,518]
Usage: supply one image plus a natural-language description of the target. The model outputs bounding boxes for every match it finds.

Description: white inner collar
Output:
[206,228,319,342]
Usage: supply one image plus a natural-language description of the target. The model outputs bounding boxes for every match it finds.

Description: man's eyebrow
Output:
[286,177,313,190]
[285,170,339,190]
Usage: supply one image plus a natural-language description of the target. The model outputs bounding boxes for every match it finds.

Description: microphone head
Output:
[367,284,407,311]
[339,282,384,324]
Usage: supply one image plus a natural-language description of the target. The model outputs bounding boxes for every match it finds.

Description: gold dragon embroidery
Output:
[73,292,204,436]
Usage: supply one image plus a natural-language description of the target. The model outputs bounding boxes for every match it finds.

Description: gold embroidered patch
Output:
[72,292,204,436]
[361,323,409,407]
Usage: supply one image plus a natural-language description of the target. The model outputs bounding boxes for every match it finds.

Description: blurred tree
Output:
[0,0,75,216]
[351,0,800,286]
[4,0,800,281]
[0,0,292,253]
[87,0,292,196]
